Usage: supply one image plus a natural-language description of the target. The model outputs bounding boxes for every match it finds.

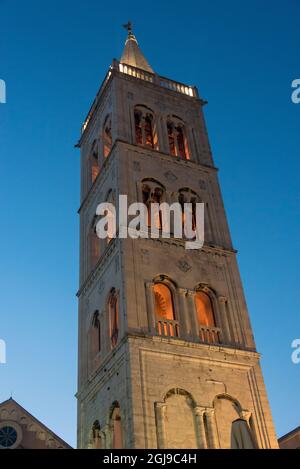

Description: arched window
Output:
[103,115,112,158]
[178,188,199,233]
[91,311,101,355]
[89,420,101,449]
[90,140,100,183]
[134,106,156,148]
[109,289,119,347]
[89,221,100,270]
[153,282,178,337]
[167,117,189,159]
[142,179,164,228]
[153,283,174,320]
[155,389,198,448]
[106,190,116,245]
[195,291,216,327]
[111,404,123,449]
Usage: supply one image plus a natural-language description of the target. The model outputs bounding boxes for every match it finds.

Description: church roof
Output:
[0,398,72,449]
[120,23,154,73]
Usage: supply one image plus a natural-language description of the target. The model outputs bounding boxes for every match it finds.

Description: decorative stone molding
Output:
[177,258,192,273]
[164,170,178,183]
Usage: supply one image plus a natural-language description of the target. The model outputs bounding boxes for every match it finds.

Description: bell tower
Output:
[76,25,278,449]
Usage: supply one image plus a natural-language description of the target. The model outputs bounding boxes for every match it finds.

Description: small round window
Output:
[0,426,18,448]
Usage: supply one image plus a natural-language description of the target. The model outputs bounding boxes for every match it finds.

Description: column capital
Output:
[218,295,227,304]
[240,409,251,422]
[178,287,188,296]
[205,407,215,416]
[194,405,206,416]
[155,401,167,410]
[186,289,196,298]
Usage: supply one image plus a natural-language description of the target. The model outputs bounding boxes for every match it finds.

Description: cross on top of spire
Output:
[123,21,132,34]
[120,21,154,73]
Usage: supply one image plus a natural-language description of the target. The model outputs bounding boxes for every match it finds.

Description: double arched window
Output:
[103,115,112,158]
[146,278,221,343]
[142,179,165,229]
[167,117,189,159]
[108,288,119,348]
[134,106,156,149]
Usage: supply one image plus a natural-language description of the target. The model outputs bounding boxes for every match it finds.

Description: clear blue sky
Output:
[0,0,299,448]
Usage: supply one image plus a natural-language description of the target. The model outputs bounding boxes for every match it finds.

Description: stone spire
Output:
[120,22,154,73]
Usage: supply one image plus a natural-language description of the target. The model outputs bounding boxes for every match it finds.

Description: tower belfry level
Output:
[76,27,278,449]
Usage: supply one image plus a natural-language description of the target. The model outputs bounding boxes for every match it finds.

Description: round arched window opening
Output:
[153,283,174,321]
[195,291,216,327]
[0,425,18,448]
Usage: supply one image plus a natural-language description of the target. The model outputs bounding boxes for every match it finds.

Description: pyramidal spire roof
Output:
[120,21,154,73]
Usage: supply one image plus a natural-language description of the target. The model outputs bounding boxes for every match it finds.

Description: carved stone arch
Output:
[134,103,155,113]
[102,113,112,159]
[141,177,166,191]
[108,401,120,418]
[155,387,198,448]
[88,420,102,449]
[88,139,100,185]
[107,401,123,449]
[212,393,255,448]
[152,276,180,337]
[106,287,119,348]
[193,284,221,343]
[88,214,101,271]
[164,387,196,407]
[153,274,178,290]
[87,309,102,375]
[178,187,201,200]
[212,393,242,414]
[167,113,186,124]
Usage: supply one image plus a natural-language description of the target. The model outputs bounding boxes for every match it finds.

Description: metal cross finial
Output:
[123,21,132,34]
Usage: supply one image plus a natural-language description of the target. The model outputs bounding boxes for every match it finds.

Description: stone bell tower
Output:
[76,24,278,449]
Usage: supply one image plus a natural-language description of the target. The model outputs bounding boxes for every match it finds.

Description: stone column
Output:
[178,287,188,338]
[186,290,198,340]
[205,408,219,448]
[103,424,111,449]
[145,281,156,334]
[218,296,231,344]
[155,402,167,449]
[194,406,207,449]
